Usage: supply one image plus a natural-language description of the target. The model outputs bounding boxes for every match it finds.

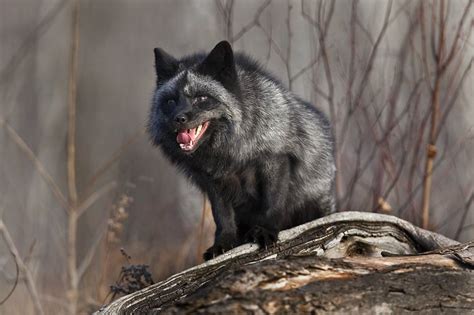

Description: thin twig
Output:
[454,192,474,240]
[289,54,322,83]
[0,0,68,86]
[339,0,393,148]
[85,129,143,192]
[301,0,338,201]
[1,120,69,210]
[66,0,81,313]
[439,0,472,74]
[77,181,117,218]
[0,218,44,315]
[435,57,473,141]
[77,226,108,282]
[0,238,19,305]
[231,0,271,43]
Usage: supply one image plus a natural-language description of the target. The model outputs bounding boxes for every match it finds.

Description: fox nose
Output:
[175,114,188,124]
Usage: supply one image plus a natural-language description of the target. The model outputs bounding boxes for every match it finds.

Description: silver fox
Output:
[148,41,336,260]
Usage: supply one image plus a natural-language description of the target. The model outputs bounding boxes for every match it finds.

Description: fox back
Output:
[148,41,336,260]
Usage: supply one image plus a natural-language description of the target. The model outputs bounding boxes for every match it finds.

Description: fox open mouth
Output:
[176,121,210,152]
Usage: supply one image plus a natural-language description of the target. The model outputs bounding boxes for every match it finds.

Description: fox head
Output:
[148,41,242,155]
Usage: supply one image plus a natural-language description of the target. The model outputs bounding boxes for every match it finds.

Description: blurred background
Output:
[0,0,473,314]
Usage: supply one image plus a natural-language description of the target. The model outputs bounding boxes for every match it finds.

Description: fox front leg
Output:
[245,156,291,248]
[203,188,239,260]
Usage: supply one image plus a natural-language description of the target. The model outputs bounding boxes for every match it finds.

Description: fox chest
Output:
[212,167,259,205]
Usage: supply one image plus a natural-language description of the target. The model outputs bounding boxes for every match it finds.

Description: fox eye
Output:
[167,99,176,106]
[193,95,208,104]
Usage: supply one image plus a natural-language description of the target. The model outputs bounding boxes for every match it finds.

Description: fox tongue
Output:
[176,128,196,145]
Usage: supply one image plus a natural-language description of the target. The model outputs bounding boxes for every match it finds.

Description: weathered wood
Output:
[96,212,473,314]
[159,255,473,314]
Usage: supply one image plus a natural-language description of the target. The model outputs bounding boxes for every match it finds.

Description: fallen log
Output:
[96,211,474,314]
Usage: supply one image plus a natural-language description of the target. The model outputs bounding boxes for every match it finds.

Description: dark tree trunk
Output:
[95,212,474,314]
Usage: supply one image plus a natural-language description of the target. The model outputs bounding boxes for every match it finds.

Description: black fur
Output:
[148,41,336,260]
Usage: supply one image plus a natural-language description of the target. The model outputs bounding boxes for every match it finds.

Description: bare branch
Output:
[231,0,271,43]
[77,226,108,283]
[309,78,330,102]
[257,23,286,63]
[0,218,44,315]
[215,0,225,16]
[286,0,293,89]
[215,0,234,42]
[0,235,19,305]
[435,57,473,141]
[66,1,81,313]
[301,0,338,201]
[0,120,68,210]
[420,0,471,229]
[347,0,358,108]
[349,0,393,117]
[419,2,434,91]
[454,191,474,240]
[290,55,322,85]
[77,181,118,218]
[439,0,473,74]
[0,0,67,86]
[67,0,80,207]
[86,129,143,193]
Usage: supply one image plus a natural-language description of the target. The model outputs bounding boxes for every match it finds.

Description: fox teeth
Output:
[195,124,202,137]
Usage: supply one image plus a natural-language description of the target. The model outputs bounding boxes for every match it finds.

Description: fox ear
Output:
[154,47,178,84]
[198,41,236,82]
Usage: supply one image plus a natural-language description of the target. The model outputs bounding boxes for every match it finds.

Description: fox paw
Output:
[245,225,278,249]
[203,236,237,261]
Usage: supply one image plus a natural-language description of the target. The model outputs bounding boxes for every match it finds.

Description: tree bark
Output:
[95,212,473,314]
